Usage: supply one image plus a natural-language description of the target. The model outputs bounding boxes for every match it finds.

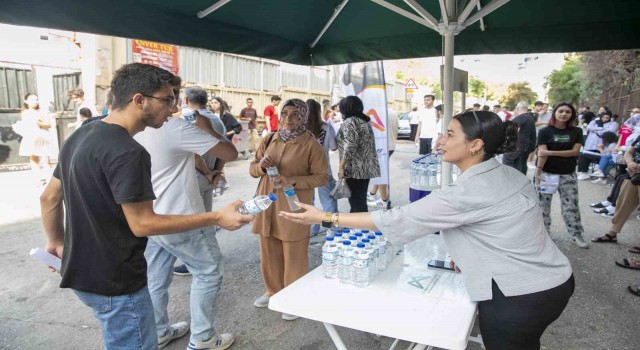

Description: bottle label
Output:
[243,200,262,215]
[340,256,353,266]
[284,188,296,197]
[353,258,368,268]
[322,251,337,261]
[266,167,279,177]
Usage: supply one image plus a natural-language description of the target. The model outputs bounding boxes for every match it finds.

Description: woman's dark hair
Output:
[305,99,324,139]
[548,102,577,127]
[453,111,517,161]
[339,96,370,122]
[79,107,93,119]
[601,131,618,146]
[22,93,39,110]
[581,111,596,124]
[209,96,226,115]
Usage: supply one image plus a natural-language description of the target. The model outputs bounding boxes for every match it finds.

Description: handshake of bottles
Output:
[322,229,395,288]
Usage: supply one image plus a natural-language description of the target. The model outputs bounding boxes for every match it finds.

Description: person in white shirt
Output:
[67,88,99,130]
[367,107,399,209]
[414,94,437,155]
[408,106,420,140]
[135,108,239,350]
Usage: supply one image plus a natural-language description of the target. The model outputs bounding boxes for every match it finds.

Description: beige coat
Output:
[249,131,329,241]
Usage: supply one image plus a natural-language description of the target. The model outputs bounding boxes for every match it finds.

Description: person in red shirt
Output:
[263,95,282,134]
[502,106,513,121]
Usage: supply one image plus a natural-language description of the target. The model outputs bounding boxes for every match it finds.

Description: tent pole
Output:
[441,30,455,186]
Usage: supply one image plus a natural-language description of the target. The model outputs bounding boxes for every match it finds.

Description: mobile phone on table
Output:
[428,259,455,271]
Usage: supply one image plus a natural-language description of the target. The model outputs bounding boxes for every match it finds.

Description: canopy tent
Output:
[1,0,638,66]
[1,0,638,183]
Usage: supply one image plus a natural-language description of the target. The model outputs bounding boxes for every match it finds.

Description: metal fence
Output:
[0,66,36,111]
[599,85,640,122]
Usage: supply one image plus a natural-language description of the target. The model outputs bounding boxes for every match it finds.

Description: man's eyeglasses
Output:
[471,110,485,139]
[129,94,179,107]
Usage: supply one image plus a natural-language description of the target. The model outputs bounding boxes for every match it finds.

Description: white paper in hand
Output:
[30,248,62,271]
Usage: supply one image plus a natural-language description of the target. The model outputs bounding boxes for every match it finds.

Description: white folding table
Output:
[269,234,482,350]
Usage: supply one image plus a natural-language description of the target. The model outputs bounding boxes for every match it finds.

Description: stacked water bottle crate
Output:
[322,229,395,288]
[409,153,459,202]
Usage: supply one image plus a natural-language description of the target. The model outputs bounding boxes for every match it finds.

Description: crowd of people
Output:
[23,61,639,350]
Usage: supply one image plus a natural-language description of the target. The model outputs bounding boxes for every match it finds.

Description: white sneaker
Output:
[577,173,590,180]
[590,178,606,185]
[367,198,389,209]
[591,170,605,177]
[187,334,234,350]
[253,294,270,308]
[158,321,189,349]
[367,193,377,202]
[570,234,590,249]
[282,313,299,321]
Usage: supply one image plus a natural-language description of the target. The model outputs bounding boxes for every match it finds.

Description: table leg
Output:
[410,344,432,350]
[323,322,348,350]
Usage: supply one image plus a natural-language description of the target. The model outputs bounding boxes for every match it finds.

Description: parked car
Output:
[398,112,411,139]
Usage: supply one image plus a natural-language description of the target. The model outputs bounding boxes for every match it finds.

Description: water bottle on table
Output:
[237,193,277,216]
[374,232,388,271]
[361,239,377,281]
[322,237,338,279]
[338,241,354,284]
[352,243,370,288]
[283,185,301,211]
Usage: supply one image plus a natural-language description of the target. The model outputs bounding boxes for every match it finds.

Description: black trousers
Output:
[607,172,628,205]
[502,151,528,175]
[409,124,418,141]
[419,138,432,155]
[577,150,601,172]
[346,178,370,213]
[478,275,575,350]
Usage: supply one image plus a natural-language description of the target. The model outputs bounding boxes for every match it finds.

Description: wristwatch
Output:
[322,212,333,228]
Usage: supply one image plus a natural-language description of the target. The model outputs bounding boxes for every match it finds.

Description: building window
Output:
[0,67,37,111]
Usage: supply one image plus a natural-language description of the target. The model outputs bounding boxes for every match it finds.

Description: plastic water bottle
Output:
[266,166,281,189]
[322,237,338,279]
[283,185,301,211]
[374,232,387,271]
[352,243,370,288]
[182,107,197,122]
[349,235,357,243]
[428,161,438,188]
[410,161,418,188]
[338,241,354,284]
[214,180,226,197]
[333,232,344,245]
[367,235,379,275]
[237,193,277,216]
[342,228,352,237]
[354,232,363,242]
[361,239,376,281]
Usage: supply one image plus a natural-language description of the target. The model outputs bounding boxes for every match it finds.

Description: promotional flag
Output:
[339,61,389,186]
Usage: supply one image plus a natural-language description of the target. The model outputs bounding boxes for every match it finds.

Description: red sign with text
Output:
[131,40,179,75]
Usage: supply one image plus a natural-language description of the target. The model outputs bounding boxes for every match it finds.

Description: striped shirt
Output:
[372,158,573,301]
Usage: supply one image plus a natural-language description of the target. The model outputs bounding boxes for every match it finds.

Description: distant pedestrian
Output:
[503,101,536,174]
[415,94,438,155]
[240,97,259,153]
[409,106,420,141]
[263,95,282,135]
[67,88,98,130]
[17,93,53,186]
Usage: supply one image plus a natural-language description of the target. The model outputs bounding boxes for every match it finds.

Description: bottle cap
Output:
[334,233,343,237]
[361,230,369,233]
[375,231,382,236]
[342,229,350,233]
[357,243,365,248]
[326,237,334,241]
[368,235,376,239]
[343,241,351,245]
[355,232,363,237]
[268,193,277,201]
[349,236,357,241]
[362,239,370,243]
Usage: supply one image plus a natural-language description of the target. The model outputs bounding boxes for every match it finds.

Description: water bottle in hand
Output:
[283,185,301,211]
[266,166,281,189]
[237,193,277,216]
[214,180,226,197]
[322,237,338,279]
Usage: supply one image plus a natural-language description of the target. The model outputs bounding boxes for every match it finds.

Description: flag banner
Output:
[340,61,389,186]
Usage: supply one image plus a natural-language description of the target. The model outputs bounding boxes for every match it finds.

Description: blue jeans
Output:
[311,175,337,235]
[72,286,157,350]
[598,154,614,172]
[145,227,223,343]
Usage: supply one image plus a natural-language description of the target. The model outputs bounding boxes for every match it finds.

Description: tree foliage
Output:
[545,55,582,105]
[501,82,538,110]
[430,81,442,101]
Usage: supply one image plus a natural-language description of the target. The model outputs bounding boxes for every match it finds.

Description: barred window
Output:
[0,67,36,111]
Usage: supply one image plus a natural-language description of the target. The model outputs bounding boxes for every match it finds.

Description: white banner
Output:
[339,61,389,186]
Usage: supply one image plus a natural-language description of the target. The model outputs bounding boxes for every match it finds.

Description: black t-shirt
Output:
[537,126,584,175]
[53,121,155,296]
[512,112,537,153]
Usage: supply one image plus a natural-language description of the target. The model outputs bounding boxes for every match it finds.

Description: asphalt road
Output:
[1,141,639,350]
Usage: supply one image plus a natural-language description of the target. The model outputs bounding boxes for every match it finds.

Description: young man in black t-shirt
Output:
[40,63,252,350]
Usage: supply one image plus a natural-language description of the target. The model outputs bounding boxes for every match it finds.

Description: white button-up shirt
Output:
[372,158,573,301]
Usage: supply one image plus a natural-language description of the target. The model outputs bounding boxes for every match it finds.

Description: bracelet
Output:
[331,213,339,227]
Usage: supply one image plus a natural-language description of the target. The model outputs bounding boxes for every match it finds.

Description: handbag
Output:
[630,173,640,185]
[536,173,560,194]
[330,178,351,199]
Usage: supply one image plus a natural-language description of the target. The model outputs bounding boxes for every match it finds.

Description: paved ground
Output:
[1,141,639,350]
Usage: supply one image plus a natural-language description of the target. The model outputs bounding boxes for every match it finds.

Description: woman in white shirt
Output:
[280,111,574,350]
